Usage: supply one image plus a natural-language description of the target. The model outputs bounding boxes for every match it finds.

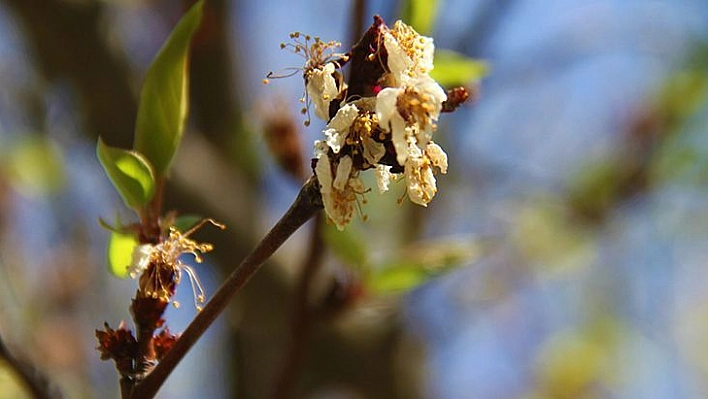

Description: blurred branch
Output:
[272,213,325,399]
[3,0,136,148]
[132,177,324,399]
[0,332,61,399]
[458,0,516,55]
[184,0,259,180]
[348,0,367,48]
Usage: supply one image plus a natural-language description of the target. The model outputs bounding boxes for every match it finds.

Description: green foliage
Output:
[368,240,478,294]
[133,0,204,176]
[97,138,156,210]
[322,223,369,268]
[400,0,440,35]
[431,50,489,87]
[1,136,65,197]
[173,214,204,232]
[107,231,138,278]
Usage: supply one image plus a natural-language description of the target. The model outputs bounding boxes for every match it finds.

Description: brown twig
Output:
[0,333,61,399]
[131,177,323,399]
[272,212,325,399]
[348,0,367,48]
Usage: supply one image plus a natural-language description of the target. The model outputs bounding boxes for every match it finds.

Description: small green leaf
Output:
[431,50,489,87]
[368,239,478,294]
[2,136,65,197]
[97,138,156,209]
[322,223,369,268]
[369,262,431,293]
[134,0,204,176]
[400,0,440,35]
[107,231,138,278]
[173,214,203,232]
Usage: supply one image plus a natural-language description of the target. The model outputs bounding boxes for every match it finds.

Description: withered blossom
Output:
[128,219,225,310]
[270,17,471,229]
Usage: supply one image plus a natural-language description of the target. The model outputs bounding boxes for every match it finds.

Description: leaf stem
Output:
[131,176,323,399]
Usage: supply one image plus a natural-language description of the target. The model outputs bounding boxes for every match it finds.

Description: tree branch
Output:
[272,212,325,398]
[0,332,61,399]
[131,177,323,399]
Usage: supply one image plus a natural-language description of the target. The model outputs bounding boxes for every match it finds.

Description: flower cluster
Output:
[273,17,468,230]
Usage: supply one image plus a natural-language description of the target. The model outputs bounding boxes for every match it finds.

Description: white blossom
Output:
[383,31,413,85]
[404,144,438,207]
[375,164,393,193]
[425,141,448,174]
[313,139,329,158]
[316,155,360,230]
[324,104,358,153]
[306,62,339,121]
[128,244,154,278]
[376,86,408,165]
[376,76,446,166]
[383,20,436,84]
[361,135,386,164]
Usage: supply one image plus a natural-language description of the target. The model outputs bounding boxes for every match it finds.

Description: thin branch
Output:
[0,333,61,399]
[348,0,367,48]
[131,177,323,399]
[272,212,325,399]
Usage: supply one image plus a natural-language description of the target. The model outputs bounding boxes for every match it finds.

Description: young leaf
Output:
[107,231,138,278]
[430,50,489,87]
[400,0,440,35]
[368,239,479,294]
[133,0,204,176]
[97,138,156,209]
[322,224,369,269]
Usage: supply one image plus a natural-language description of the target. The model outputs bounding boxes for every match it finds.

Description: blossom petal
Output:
[383,32,413,84]
[306,63,339,121]
[324,104,358,153]
[333,156,353,191]
[375,165,393,193]
[426,142,448,174]
[315,155,333,194]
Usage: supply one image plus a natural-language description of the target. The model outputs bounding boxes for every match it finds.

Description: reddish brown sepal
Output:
[131,295,168,331]
[344,15,388,102]
[441,86,471,113]
[95,321,138,376]
[153,328,180,361]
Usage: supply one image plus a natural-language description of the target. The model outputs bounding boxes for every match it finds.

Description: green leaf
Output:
[368,239,479,294]
[400,0,440,35]
[133,0,204,176]
[173,214,203,232]
[322,223,369,268]
[2,136,65,197]
[107,231,138,278]
[368,262,432,293]
[97,138,156,209]
[430,50,489,87]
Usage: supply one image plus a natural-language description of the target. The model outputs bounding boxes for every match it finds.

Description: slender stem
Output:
[272,212,325,398]
[0,333,60,399]
[131,177,323,399]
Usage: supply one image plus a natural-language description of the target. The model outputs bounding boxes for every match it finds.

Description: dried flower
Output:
[95,322,138,377]
[306,63,339,121]
[269,16,472,229]
[315,154,366,230]
[127,219,225,310]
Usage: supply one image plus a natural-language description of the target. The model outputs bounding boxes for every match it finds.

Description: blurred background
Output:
[1,0,708,398]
